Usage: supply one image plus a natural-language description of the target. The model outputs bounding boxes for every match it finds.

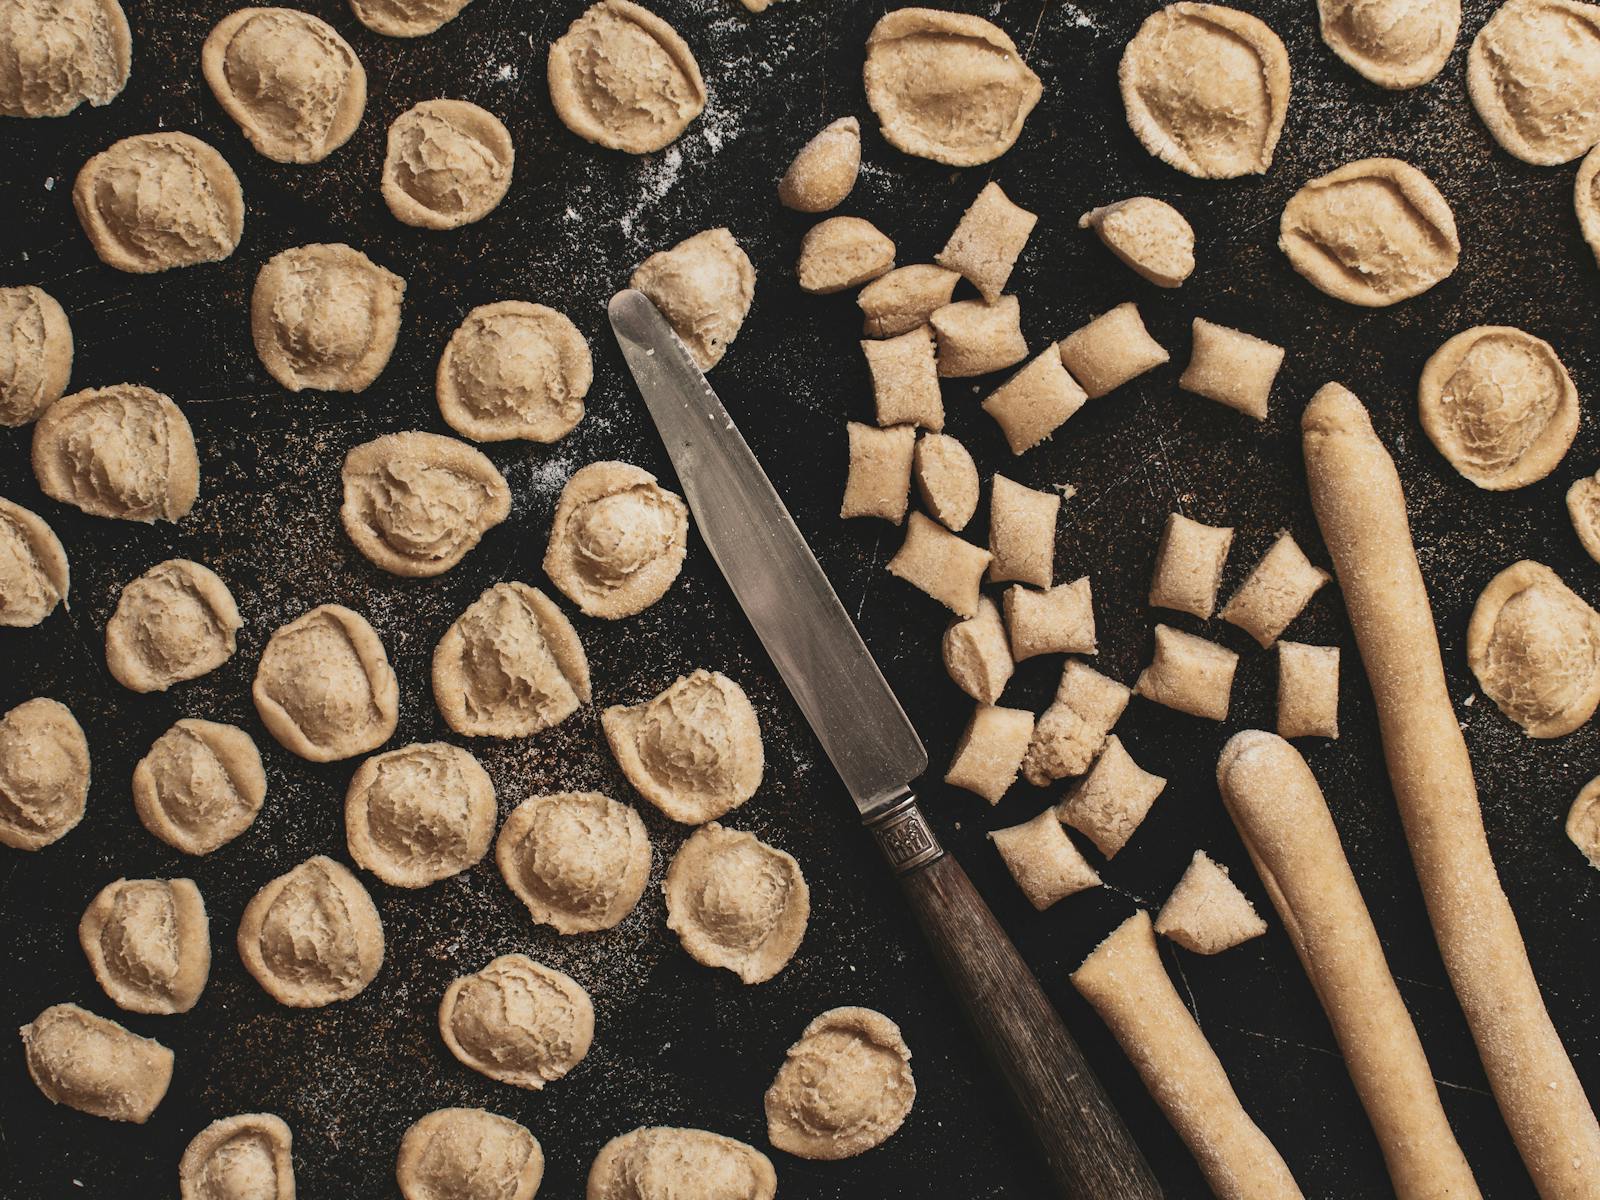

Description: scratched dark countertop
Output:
[2,1,1597,1197]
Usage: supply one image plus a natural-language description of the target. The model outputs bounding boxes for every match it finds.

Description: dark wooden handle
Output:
[867,795,1164,1200]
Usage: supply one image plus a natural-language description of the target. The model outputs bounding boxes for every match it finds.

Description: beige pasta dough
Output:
[987,474,1057,588]
[1119,3,1291,179]
[1149,512,1233,619]
[397,1108,542,1200]
[20,1003,172,1123]
[1057,303,1168,399]
[251,243,405,393]
[942,596,1014,705]
[0,496,69,628]
[543,461,688,618]
[496,791,650,934]
[548,0,705,153]
[0,0,130,117]
[862,326,943,430]
[1079,197,1195,288]
[929,295,1027,378]
[857,264,960,339]
[133,719,266,856]
[180,1113,295,1200]
[778,116,861,212]
[602,669,763,824]
[105,559,241,692]
[887,511,991,617]
[1569,777,1600,868]
[433,583,591,737]
[629,228,755,371]
[79,877,210,1014]
[201,8,366,164]
[1418,325,1578,491]
[796,217,895,294]
[1179,318,1285,422]
[840,421,915,523]
[348,0,473,37]
[944,702,1033,804]
[33,384,198,522]
[437,301,592,443]
[1466,559,1600,738]
[913,432,978,531]
[1317,0,1460,89]
[1467,0,1600,165]
[340,431,511,577]
[1005,577,1095,660]
[765,1006,915,1160]
[1153,852,1266,954]
[0,285,73,426]
[345,742,496,888]
[587,1127,776,1200]
[981,349,1087,455]
[238,856,384,1007]
[1219,531,1329,648]
[439,954,593,1090]
[1277,641,1340,740]
[1022,659,1131,786]
[1579,144,1600,266]
[1568,470,1600,563]
[254,604,399,762]
[1135,625,1238,721]
[382,100,514,229]
[937,182,1037,302]
[0,696,89,851]
[664,822,809,984]
[1058,735,1166,859]
[989,808,1101,910]
[73,132,243,273]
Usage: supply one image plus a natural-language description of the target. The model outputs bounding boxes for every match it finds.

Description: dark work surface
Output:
[2,1,1598,1197]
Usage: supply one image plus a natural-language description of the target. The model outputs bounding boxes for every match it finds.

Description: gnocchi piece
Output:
[437,301,592,444]
[1466,0,1600,165]
[1568,777,1600,869]
[133,720,265,856]
[1057,303,1169,399]
[496,791,650,934]
[20,1003,172,1123]
[629,228,755,371]
[1219,532,1329,647]
[438,954,593,1090]
[887,511,991,618]
[237,855,385,1007]
[588,1127,776,1200]
[348,0,474,37]
[179,1113,295,1200]
[913,432,979,531]
[1277,641,1340,740]
[0,496,69,627]
[797,217,895,294]
[764,1007,915,1159]
[381,99,513,230]
[1021,660,1131,786]
[1568,470,1600,563]
[929,295,1028,378]
[1316,0,1460,90]
[1154,851,1267,954]
[778,116,861,212]
[862,325,943,430]
[1058,735,1166,859]
[1149,512,1234,619]
[79,877,210,1015]
[857,265,960,339]
[981,348,1087,455]
[987,474,1058,588]
[1005,577,1095,660]
[0,0,130,118]
[1078,197,1195,288]
[0,697,90,851]
[1178,318,1285,422]
[32,384,199,522]
[664,822,809,984]
[0,285,73,427]
[942,596,1014,705]
[990,808,1101,910]
[251,243,406,392]
[396,1108,542,1200]
[943,703,1034,804]
[345,743,496,888]
[544,461,689,619]
[1467,560,1600,737]
[254,604,399,761]
[936,182,1038,302]
[1579,144,1600,267]
[841,422,916,523]
[1135,625,1238,721]
[105,559,241,692]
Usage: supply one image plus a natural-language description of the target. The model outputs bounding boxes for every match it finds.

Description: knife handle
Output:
[866,793,1164,1200]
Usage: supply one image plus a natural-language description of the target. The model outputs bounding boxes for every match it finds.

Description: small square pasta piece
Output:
[862,326,943,431]
[1021,659,1131,786]
[988,474,1059,588]
[1005,578,1095,661]
[840,422,915,523]
[1178,318,1285,422]
[981,350,1088,455]
[913,433,979,531]
[930,296,1028,378]
[988,808,1101,910]
[1134,625,1238,721]
[1057,302,1169,399]
[1219,531,1330,648]
[936,181,1039,303]
[1277,641,1340,739]
[858,264,960,338]
[942,597,1013,704]
[886,511,991,618]
[1057,735,1166,858]
[1149,512,1234,619]
[944,703,1034,804]
[1153,851,1267,955]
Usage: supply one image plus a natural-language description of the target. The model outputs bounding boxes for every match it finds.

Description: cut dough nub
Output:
[1079,198,1195,287]
[982,349,1087,455]
[913,432,979,531]
[990,808,1101,909]
[1135,625,1238,721]
[887,511,991,617]
[779,117,861,212]
[1179,319,1284,422]
[1154,851,1267,954]
[1149,513,1233,619]
[1219,531,1329,648]
[987,474,1058,588]
[944,703,1033,804]
[930,295,1028,378]
[942,596,1014,704]
[937,181,1037,302]
[1057,303,1168,399]
[841,422,915,523]
[1058,735,1166,859]
[1022,659,1131,786]
[862,325,943,430]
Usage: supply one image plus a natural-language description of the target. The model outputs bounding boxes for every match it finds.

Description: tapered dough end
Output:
[1302,381,1373,440]
[1216,728,1296,795]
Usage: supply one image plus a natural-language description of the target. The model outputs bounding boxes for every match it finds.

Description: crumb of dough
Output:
[1179,318,1285,421]
[496,791,649,934]
[133,719,265,856]
[665,822,809,984]
[1005,577,1095,661]
[989,808,1101,910]
[1579,144,1600,267]
[1418,325,1578,491]
[1058,735,1166,859]
[180,1114,295,1200]
[255,604,399,761]
[945,703,1033,805]
[841,421,915,523]
[32,384,198,522]
[548,0,705,153]
[937,181,1038,302]
[588,1128,775,1200]
[942,596,1014,705]
[201,8,365,163]
[1057,302,1168,399]
[1317,0,1459,90]
[1567,471,1600,563]
[382,99,514,229]
[0,697,89,851]
[20,1003,171,1123]
[1219,531,1330,648]
[862,325,943,430]
[349,0,473,37]
[913,432,979,531]
[1079,197,1195,288]
[1154,850,1267,954]
[1277,641,1340,739]
[797,216,895,294]
[345,742,496,888]
[437,301,591,443]
[1135,624,1238,721]
[79,877,210,1015]
[0,496,69,628]
[1466,559,1600,738]
[1467,0,1600,166]
[929,295,1028,378]
[982,349,1087,455]
[396,1108,541,1200]
[1119,3,1290,179]
[778,116,861,212]
[0,286,73,427]
[857,264,960,339]
[887,511,991,617]
[237,855,385,1007]
[1149,512,1234,619]
[1568,777,1600,869]
[1278,157,1459,307]
[438,953,593,1090]
[987,474,1058,588]
[543,460,688,618]
[0,0,130,118]
[73,133,243,273]
[1021,659,1131,786]
[105,559,241,692]
[765,1006,915,1159]
[251,243,405,393]
[630,227,755,370]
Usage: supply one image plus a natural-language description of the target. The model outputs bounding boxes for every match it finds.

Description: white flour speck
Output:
[43,177,54,191]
